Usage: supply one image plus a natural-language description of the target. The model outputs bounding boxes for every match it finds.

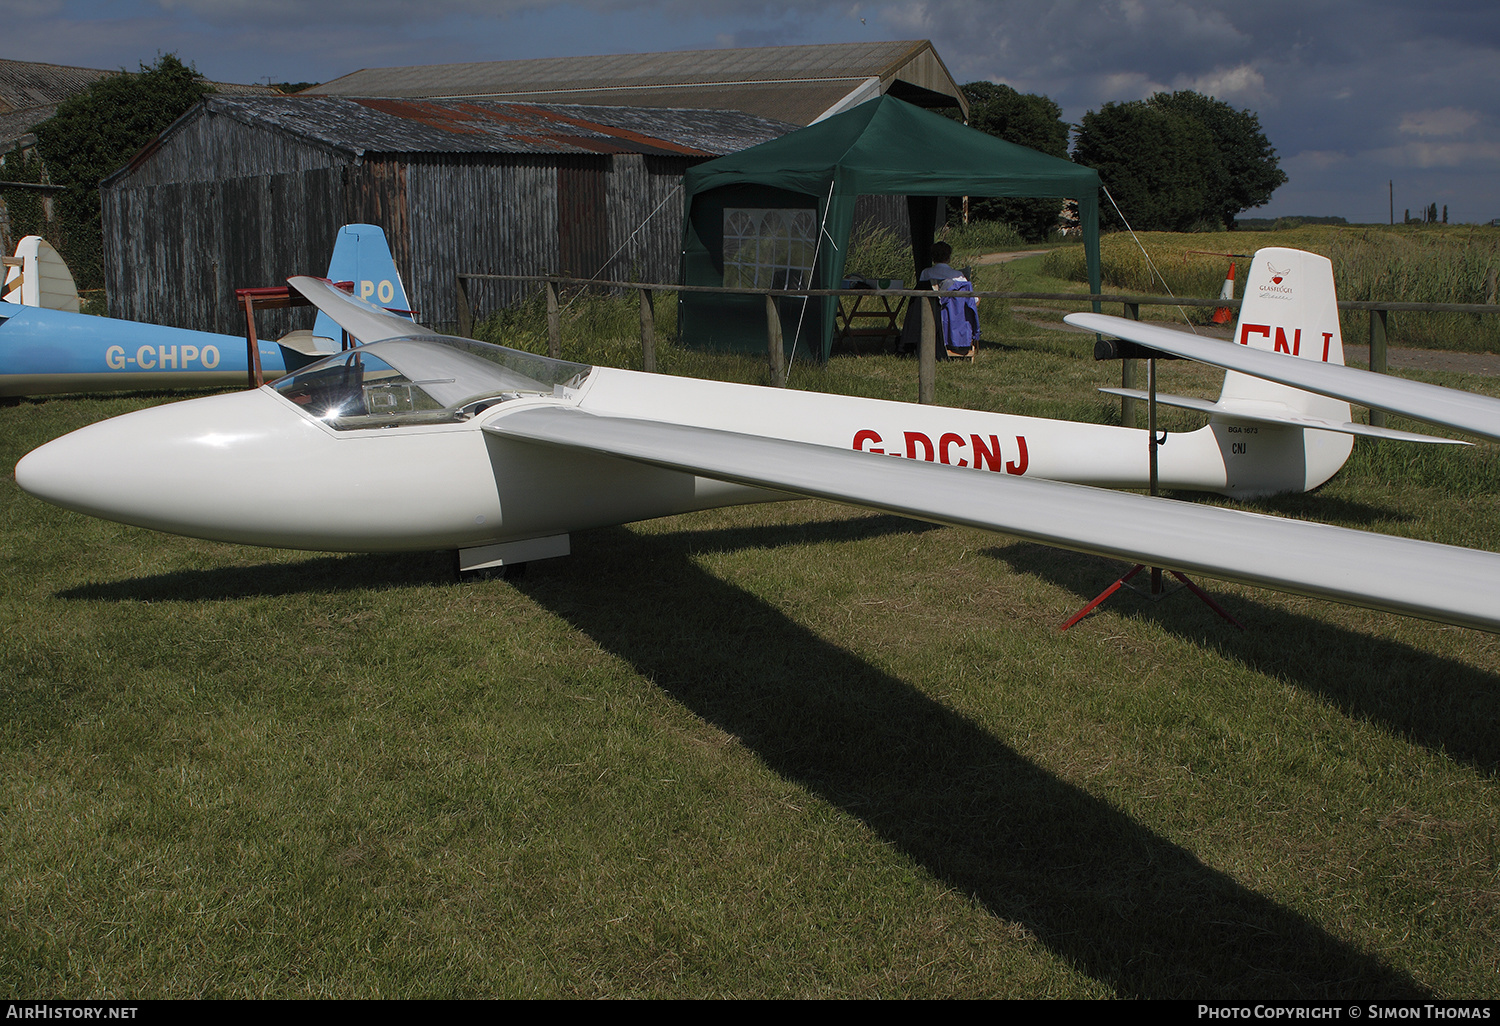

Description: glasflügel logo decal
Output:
[1259,262,1293,300]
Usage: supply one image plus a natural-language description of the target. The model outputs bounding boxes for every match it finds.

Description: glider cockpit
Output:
[271,336,593,430]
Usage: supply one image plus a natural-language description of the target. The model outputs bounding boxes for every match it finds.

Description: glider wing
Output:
[486,405,1500,633]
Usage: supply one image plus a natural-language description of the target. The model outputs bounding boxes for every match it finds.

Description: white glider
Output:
[15,247,1500,631]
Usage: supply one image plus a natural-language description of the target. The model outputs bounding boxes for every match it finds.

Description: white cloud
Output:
[1098,71,1167,102]
[1177,63,1270,107]
[1368,140,1500,169]
[875,0,933,34]
[1398,107,1481,137]
[152,0,535,17]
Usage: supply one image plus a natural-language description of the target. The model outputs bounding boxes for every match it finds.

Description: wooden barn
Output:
[100,95,792,336]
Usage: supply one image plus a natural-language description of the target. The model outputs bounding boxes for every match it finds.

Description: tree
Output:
[1072,100,1218,232]
[1072,91,1286,231]
[0,150,50,253]
[949,82,1071,242]
[1148,91,1286,229]
[31,54,211,289]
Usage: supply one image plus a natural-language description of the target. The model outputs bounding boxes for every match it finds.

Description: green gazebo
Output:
[679,95,1102,361]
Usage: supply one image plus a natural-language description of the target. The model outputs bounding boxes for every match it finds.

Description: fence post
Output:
[241,293,263,389]
[1120,301,1141,429]
[639,288,656,373]
[455,275,474,338]
[545,279,561,360]
[765,294,786,387]
[1368,308,1389,427]
[919,296,936,404]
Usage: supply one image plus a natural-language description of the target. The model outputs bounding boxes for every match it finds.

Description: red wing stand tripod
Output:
[1060,345,1245,631]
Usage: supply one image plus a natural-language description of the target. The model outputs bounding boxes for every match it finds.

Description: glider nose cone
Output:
[15,389,315,541]
[14,431,96,510]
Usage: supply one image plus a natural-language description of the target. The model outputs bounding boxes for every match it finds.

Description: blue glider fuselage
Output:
[0,304,287,397]
[0,223,407,398]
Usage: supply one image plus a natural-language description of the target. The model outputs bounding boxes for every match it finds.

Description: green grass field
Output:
[4,258,1500,998]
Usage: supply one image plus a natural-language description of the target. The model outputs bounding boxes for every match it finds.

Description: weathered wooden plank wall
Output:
[406,155,560,330]
[557,156,609,283]
[604,154,691,286]
[105,168,346,337]
[103,106,711,336]
[345,158,411,282]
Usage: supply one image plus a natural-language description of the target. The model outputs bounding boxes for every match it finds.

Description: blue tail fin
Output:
[312,225,411,346]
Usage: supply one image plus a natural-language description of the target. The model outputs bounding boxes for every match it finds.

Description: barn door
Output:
[556,158,609,281]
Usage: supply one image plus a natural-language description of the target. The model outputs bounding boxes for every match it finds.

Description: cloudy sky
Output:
[7,0,1499,224]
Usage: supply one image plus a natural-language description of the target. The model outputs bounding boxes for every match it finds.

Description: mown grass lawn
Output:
[3,272,1498,998]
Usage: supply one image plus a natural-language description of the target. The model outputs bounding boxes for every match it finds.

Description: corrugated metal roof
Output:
[0,59,114,114]
[301,41,963,124]
[0,58,277,145]
[197,95,795,158]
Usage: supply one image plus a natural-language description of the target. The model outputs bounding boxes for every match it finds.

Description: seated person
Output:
[899,241,982,356]
[919,242,962,288]
[922,242,981,358]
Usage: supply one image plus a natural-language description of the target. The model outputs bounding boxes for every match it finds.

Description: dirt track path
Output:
[973,249,1055,265]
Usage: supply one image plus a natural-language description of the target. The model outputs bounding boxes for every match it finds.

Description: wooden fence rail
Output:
[455,272,1500,420]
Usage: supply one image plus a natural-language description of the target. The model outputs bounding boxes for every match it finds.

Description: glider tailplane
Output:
[1211,247,1355,492]
[1218,246,1362,492]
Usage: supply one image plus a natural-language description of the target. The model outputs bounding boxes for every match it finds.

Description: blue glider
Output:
[0,224,409,398]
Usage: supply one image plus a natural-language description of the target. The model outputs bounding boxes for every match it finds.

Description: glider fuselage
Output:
[0,223,407,398]
[0,304,286,397]
[13,348,1337,556]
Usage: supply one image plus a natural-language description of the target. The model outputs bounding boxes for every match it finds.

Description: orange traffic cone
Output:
[1211,263,1236,324]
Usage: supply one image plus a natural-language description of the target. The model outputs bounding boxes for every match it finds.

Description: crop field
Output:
[1042,223,1500,353]
[3,251,1500,998]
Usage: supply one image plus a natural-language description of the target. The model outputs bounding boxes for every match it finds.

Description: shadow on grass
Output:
[516,524,1427,999]
[990,541,1500,774]
[54,514,939,603]
[49,513,1435,995]
[56,550,458,602]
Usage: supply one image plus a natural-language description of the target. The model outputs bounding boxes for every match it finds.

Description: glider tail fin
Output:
[1215,247,1354,492]
[4,236,81,313]
[312,224,411,345]
[1217,247,1348,414]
